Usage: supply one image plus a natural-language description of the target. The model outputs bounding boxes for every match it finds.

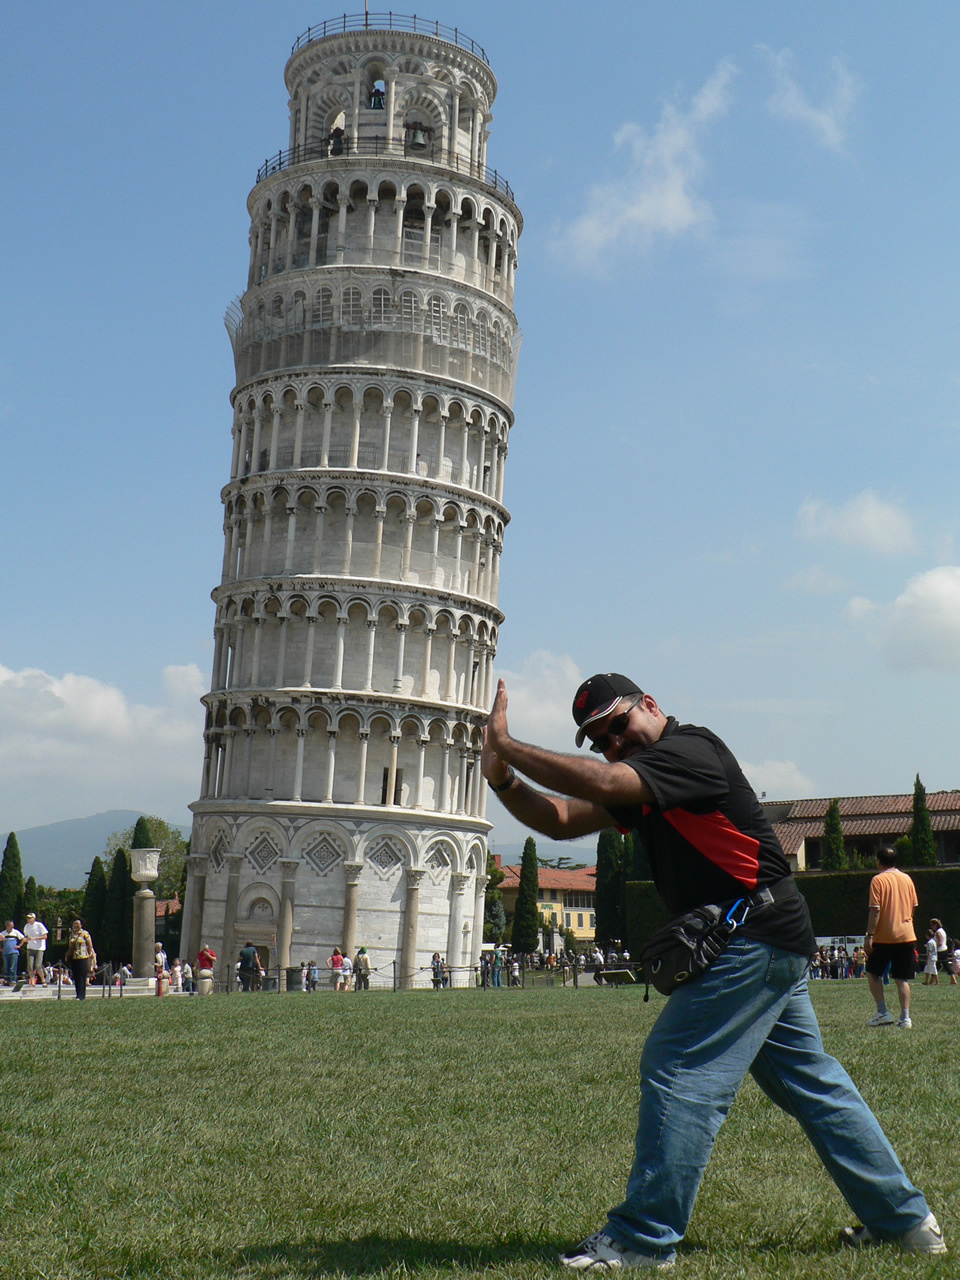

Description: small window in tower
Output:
[372,287,391,327]
[341,287,362,327]
[329,110,347,157]
[316,288,333,327]
[380,768,403,805]
[428,296,447,343]
[474,311,489,359]
[271,296,283,319]
[399,291,417,332]
[452,305,469,349]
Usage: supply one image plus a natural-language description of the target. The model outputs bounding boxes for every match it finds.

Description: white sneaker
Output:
[840,1212,947,1255]
[866,1011,895,1026]
[897,1015,912,1029]
[561,1231,675,1270]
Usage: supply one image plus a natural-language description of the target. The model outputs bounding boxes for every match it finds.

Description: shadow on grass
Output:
[230,1234,564,1276]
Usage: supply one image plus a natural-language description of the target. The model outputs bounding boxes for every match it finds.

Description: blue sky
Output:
[2,2,960,858]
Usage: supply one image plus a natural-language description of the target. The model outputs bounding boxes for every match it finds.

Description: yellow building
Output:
[497,864,597,944]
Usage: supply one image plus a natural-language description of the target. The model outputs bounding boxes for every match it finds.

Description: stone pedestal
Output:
[133,888,157,979]
[197,969,214,996]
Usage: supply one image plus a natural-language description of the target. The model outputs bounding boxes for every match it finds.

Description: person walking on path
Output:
[354,946,371,991]
[482,673,945,1267]
[64,919,96,1001]
[864,847,917,1029]
[930,918,954,982]
[2,921,25,986]
[22,913,49,986]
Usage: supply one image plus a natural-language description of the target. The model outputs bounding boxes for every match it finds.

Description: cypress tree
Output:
[103,848,135,965]
[131,816,154,849]
[821,799,847,870]
[595,828,623,947]
[512,836,540,953]
[0,833,25,925]
[909,774,938,867]
[483,851,506,942]
[82,857,108,948]
[23,877,39,917]
[623,828,652,882]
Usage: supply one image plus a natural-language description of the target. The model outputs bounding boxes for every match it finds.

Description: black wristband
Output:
[489,768,518,795]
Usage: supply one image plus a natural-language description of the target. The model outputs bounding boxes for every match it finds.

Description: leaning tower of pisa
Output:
[180,14,521,988]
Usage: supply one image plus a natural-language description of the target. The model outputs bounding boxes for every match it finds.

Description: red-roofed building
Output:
[497,864,597,943]
[763,792,960,870]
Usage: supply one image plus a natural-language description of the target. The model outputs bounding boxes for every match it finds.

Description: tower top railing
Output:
[255,136,514,202]
[291,13,489,64]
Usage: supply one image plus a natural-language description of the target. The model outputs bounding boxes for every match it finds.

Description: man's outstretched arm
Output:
[484,679,655,807]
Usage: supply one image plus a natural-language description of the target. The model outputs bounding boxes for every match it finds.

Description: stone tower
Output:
[181,14,521,988]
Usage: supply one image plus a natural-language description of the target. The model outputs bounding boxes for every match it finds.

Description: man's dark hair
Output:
[876,845,897,868]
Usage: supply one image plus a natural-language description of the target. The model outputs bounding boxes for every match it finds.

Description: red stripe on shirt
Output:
[662,809,761,888]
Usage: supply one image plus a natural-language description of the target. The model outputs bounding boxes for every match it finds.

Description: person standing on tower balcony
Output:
[481,674,946,1268]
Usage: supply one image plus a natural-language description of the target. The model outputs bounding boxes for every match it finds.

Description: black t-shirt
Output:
[608,718,815,957]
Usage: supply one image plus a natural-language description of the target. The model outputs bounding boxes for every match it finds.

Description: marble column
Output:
[180,856,208,970]
[220,855,244,986]
[446,872,470,986]
[342,860,364,959]
[399,867,426,989]
[277,858,299,987]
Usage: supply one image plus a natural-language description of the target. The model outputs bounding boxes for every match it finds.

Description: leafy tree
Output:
[908,774,938,867]
[894,836,912,865]
[34,886,84,936]
[563,927,577,954]
[595,828,624,947]
[105,815,187,900]
[23,876,39,917]
[512,836,540,953]
[821,800,847,871]
[82,857,108,945]
[0,832,25,925]
[103,848,135,965]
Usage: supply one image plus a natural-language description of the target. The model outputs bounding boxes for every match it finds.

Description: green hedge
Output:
[625,866,960,955]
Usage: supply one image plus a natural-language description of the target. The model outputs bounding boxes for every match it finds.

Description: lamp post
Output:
[131,848,160,978]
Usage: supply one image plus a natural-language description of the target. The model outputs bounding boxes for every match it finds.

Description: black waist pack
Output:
[639,887,776,1001]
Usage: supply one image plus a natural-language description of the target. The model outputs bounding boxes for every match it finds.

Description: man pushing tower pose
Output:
[482,673,945,1270]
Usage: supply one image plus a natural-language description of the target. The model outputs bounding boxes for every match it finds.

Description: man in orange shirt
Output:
[864,846,918,1029]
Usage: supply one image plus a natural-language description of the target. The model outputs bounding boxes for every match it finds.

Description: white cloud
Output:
[785,565,847,594]
[0,661,205,829]
[797,491,917,555]
[847,595,876,621]
[880,566,960,669]
[552,59,737,271]
[763,48,861,151]
[741,758,815,800]
[492,650,582,752]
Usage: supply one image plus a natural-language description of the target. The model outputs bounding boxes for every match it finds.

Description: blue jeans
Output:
[492,968,502,987]
[606,936,929,1261]
[4,951,18,983]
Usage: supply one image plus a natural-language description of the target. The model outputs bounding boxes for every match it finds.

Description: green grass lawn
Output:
[1,980,957,1279]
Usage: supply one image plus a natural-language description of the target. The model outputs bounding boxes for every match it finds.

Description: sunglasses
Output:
[588,695,642,753]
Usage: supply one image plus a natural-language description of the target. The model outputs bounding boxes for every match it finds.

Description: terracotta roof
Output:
[773,813,960,860]
[769,791,960,820]
[155,895,182,919]
[498,865,596,892]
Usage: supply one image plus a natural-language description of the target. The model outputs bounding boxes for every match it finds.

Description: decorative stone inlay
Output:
[302,834,345,876]
[367,838,404,877]
[209,836,229,873]
[246,834,281,872]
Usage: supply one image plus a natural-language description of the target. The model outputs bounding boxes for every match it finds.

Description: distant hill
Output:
[3,811,191,890]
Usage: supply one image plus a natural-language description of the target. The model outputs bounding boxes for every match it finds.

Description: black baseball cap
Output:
[572,673,642,747]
